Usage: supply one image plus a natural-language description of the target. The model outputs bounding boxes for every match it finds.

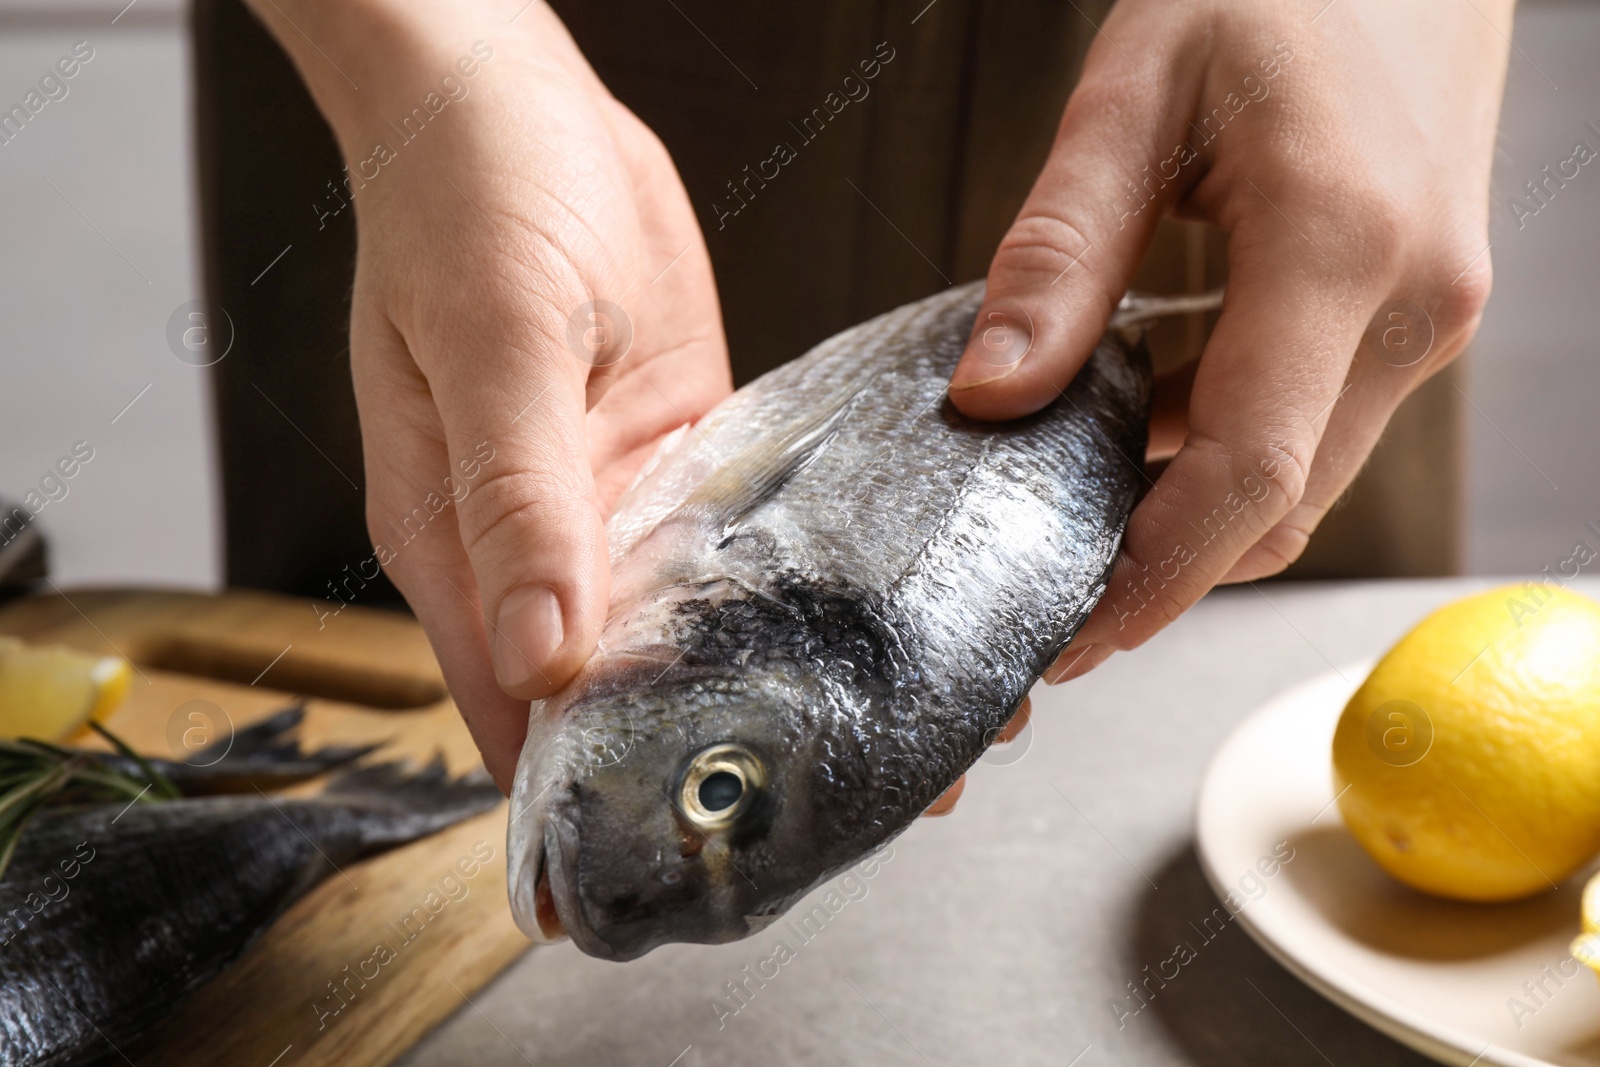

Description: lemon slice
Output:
[1584,870,1600,935]
[0,636,132,741]
[1578,871,1600,979]
[1574,930,1600,973]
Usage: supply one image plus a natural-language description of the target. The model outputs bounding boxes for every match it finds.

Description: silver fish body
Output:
[509,281,1155,961]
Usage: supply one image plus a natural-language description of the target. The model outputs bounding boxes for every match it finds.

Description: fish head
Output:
[509,655,860,961]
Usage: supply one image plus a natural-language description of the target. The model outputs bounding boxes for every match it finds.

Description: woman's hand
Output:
[947,0,1512,681]
[248,0,729,789]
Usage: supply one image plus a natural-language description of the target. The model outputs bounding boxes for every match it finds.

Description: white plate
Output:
[1196,663,1600,1067]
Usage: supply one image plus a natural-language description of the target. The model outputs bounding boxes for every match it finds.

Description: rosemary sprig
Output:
[88,721,180,800]
[0,723,178,881]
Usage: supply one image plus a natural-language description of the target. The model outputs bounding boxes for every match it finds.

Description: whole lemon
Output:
[1332,584,1600,902]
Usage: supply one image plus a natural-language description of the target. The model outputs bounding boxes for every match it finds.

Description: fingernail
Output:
[1043,643,1112,684]
[950,306,1033,391]
[492,585,564,692]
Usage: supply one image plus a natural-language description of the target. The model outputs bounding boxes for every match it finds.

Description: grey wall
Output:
[1467,0,1600,575]
[0,0,220,589]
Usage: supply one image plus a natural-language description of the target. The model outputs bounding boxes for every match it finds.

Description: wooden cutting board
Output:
[0,587,532,1067]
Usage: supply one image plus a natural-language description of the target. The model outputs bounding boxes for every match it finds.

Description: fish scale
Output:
[510,280,1164,961]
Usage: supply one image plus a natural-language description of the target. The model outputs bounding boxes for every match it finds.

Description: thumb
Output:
[949,52,1190,421]
[432,327,611,703]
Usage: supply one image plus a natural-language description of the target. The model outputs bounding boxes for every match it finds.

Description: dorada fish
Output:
[510,282,1216,960]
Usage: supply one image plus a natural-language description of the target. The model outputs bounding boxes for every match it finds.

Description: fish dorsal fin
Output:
[1109,287,1225,341]
[671,384,865,536]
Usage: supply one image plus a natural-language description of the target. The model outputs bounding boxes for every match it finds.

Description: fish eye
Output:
[699,772,743,812]
[679,744,765,830]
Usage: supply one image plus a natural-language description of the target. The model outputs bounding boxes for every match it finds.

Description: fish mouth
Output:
[535,807,635,961]
[530,835,566,943]
[510,822,563,945]
[514,810,578,945]
[508,779,574,946]
[507,697,586,948]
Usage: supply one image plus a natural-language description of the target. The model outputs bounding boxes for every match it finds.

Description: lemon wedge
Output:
[1584,869,1600,933]
[1332,585,1600,902]
[0,636,132,741]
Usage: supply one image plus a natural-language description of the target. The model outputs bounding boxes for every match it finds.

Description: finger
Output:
[924,695,1034,818]
[352,310,531,791]
[1060,214,1388,659]
[1222,274,1488,583]
[1148,361,1200,462]
[995,694,1033,744]
[1218,348,1398,585]
[924,775,966,818]
[394,212,619,703]
[366,61,652,706]
[1043,642,1115,685]
[948,30,1200,420]
[437,337,608,704]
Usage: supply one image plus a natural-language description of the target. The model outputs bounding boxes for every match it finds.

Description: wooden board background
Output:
[0,587,531,1067]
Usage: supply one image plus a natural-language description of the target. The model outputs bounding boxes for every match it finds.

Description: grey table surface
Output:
[399,577,1573,1067]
